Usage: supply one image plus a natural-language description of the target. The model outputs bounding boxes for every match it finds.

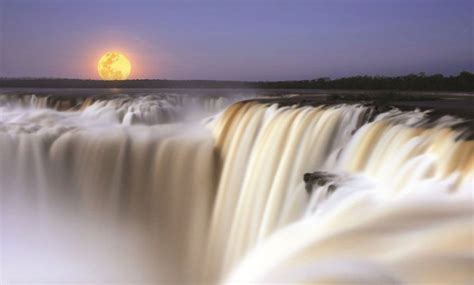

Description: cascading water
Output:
[217,103,472,285]
[0,92,472,284]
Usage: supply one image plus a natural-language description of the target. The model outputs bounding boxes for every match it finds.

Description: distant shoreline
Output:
[1,71,473,91]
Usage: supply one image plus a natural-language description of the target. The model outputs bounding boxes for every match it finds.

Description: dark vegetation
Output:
[256,71,474,91]
[1,71,473,91]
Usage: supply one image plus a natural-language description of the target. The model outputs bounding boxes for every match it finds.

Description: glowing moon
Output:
[97,52,131,80]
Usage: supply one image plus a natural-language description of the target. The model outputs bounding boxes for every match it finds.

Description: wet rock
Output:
[303,171,337,194]
[327,184,337,193]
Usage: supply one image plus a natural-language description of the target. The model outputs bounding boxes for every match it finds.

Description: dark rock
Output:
[327,184,337,193]
[303,171,337,194]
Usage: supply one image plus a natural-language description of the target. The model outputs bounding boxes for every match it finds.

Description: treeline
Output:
[0,78,251,89]
[1,71,473,91]
[255,72,474,91]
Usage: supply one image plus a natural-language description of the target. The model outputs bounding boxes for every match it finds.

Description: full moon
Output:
[97,52,131,80]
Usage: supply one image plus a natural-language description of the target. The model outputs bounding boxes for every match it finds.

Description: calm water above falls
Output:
[0,91,472,284]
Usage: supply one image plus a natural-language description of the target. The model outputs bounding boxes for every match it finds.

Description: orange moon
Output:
[97,52,131,80]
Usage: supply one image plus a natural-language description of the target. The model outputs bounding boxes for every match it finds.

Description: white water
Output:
[0,93,472,284]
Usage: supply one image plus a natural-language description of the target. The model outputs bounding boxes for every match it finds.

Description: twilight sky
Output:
[1,0,472,80]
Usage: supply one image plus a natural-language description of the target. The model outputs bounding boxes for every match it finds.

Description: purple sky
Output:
[1,0,472,80]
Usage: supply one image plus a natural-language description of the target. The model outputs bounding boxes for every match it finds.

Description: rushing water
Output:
[0,91,472,284]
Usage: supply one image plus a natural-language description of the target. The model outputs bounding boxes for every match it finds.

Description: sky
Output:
[0,0,472,80]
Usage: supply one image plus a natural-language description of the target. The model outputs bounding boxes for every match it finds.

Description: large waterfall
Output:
[1,92,472,284]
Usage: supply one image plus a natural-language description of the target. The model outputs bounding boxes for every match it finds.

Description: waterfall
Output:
[204,102,371,280]
[217,103,472,285]
[0,100,217,283]
[1,93,472,284]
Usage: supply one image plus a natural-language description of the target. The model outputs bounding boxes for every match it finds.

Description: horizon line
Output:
[0,70,472,82]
